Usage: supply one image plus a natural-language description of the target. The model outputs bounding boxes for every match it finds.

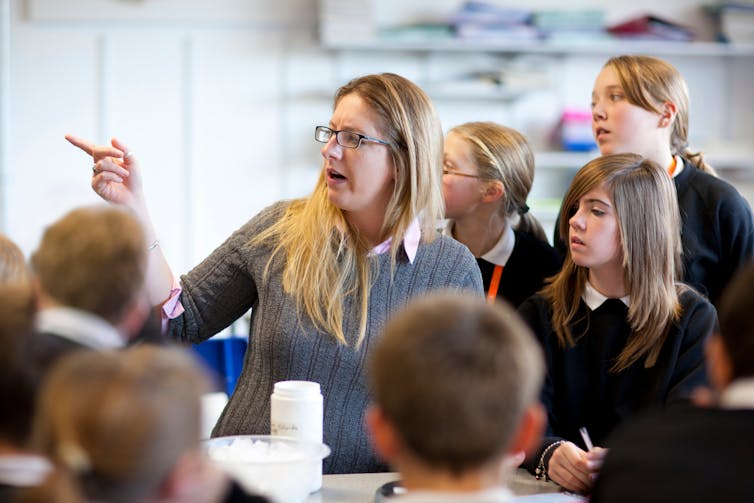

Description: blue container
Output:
[192,336,248,396]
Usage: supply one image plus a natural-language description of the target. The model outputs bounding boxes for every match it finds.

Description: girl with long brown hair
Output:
[520,154,716,494]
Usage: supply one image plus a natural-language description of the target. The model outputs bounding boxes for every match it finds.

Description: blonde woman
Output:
[442,122,561,307]
[17,346,268,503]
[66,73,483,473]
[555,55,754,307]
[519,154,716,494]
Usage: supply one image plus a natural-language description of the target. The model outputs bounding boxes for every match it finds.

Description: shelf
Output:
[322,38,754,57]
[534,150,754,171]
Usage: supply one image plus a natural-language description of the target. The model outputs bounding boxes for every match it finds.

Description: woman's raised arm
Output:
[66,135,175,308]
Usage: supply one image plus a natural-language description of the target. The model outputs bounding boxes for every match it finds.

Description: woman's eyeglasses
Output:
[315,126,390,149]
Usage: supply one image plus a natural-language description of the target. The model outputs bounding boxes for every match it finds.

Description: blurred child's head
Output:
[443,122,545,241]
[29,346,209,503]
[31,205,147,326]
[367,292,544,480]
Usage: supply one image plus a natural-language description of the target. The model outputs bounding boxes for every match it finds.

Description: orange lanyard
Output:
[668,157,678,177]
[486,265,503,304]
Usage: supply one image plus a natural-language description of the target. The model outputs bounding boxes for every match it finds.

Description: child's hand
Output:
[547,441,595,494]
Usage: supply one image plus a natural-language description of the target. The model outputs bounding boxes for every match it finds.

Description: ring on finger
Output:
[124,151,133,159]
[92,164,98,174]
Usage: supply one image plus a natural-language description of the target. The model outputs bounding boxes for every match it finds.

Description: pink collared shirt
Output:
[160,218,422,331]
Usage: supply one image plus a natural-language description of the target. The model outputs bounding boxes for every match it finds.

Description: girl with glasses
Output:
[65,73,482,474]
[442,122,561,307]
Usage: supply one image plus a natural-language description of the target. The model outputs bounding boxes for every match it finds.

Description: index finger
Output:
[65,134,124,158]
[65,134,95,155]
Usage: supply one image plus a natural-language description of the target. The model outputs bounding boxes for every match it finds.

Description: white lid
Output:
[273,380,321,399]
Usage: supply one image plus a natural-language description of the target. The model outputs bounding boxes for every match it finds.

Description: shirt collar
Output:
[480,225,515,266]
[720,377,754,410]
[35,307,124,349]
[0,455,52,486]
[582,281,630,311]
[442,221,515,266]
[370,217,421,264]
[390,487,513,503]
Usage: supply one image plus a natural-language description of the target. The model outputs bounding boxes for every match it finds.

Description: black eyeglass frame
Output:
[314,126,390,149]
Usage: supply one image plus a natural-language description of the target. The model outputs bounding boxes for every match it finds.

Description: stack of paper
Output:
[450,1,539,42]
[534,9,607,42]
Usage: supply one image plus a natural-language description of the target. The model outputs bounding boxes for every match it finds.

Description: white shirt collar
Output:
[442,221,515,266]
[719,377,754,410]
[35,307,124,349]
[393,487,513,503]
[582,281,630,311]
[0,455,52,486]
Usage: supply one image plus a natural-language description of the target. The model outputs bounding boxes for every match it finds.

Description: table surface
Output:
[305,469,583,503]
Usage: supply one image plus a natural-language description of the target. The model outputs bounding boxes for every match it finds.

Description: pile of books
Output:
[449,2,539,42]
[705,2,754,43]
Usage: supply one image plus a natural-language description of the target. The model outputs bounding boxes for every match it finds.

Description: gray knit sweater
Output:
[167,201,483,473]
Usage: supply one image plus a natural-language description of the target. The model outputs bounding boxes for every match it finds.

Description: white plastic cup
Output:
[270,380,323,492]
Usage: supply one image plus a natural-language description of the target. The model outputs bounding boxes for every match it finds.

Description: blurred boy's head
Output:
[31,205,148,333]
[367,293,545,484]
[708,262,754,390]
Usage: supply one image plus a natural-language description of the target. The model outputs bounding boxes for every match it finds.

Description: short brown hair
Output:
[30,346,208,502]
[368,292,544,474]
[31,206,147,324]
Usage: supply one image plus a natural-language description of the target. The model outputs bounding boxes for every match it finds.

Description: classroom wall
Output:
[1,0,752,273]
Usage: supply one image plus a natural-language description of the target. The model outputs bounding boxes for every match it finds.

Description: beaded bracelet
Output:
[535,440,565,481]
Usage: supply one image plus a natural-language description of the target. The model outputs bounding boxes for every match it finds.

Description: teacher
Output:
[67,72,483,473]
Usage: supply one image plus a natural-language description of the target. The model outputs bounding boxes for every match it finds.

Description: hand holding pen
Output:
[545,427,607,494]
[580,427,607,484]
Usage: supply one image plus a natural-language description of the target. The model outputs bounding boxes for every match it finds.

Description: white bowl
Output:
[204,435,330,503]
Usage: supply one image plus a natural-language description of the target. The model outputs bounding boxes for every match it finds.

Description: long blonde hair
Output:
[253,73,444,345]
[449,121,546,242]
[605,55,717,176]
[544,154,685,372]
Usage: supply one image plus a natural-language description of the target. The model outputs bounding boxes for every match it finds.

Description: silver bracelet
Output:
[535,440,565,481]
[147,239,160,251]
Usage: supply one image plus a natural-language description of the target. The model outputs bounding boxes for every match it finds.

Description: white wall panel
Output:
[189,29,286,265]
[7,27,102,254]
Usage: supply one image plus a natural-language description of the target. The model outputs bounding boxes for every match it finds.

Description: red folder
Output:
[607,14,695,41]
